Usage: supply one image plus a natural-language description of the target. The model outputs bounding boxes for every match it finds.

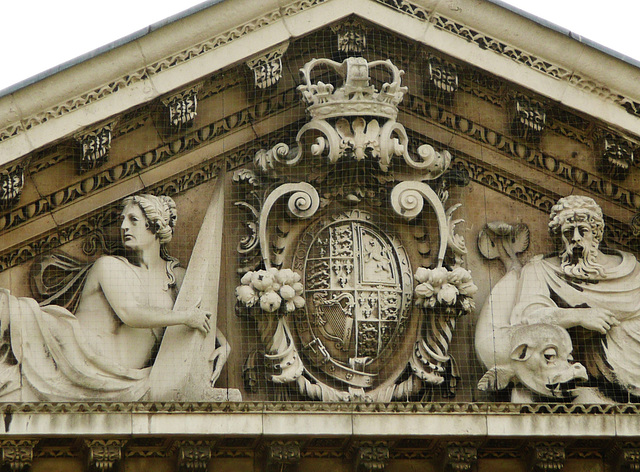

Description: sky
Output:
[1,0,639,94]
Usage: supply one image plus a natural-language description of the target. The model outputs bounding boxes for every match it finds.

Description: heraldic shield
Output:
[293,212,413,389]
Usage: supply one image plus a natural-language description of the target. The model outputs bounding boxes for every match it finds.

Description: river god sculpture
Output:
[477,196,640,402]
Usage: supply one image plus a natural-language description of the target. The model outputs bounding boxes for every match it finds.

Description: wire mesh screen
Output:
[0,16,638,405]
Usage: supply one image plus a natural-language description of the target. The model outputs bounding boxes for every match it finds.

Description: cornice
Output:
[0,401,637,439]
[0,0,638,169]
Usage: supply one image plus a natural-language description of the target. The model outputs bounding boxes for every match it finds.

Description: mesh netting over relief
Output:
[2,17,639,405]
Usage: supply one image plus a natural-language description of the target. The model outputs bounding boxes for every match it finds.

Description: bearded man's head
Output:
[548,196,606,280]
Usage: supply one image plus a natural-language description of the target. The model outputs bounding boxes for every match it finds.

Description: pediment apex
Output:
[0,0,638,169]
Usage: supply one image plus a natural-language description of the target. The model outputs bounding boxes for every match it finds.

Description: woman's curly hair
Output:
[122,194,180,287]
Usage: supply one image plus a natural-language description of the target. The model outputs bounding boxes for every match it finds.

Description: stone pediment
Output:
[1,0,640,468]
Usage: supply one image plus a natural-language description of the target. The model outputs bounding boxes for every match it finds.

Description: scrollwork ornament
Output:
[235,56,472,403]
[1,440,38,472]
[85,439,126,472]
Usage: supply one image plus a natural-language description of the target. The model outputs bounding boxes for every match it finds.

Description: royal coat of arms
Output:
[234,56,476,401]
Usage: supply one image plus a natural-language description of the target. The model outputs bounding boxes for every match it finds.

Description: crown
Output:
[297,57,408,120]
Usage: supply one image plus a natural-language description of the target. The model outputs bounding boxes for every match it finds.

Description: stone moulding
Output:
[0,126,293,274]
[1,0,639,159]
[0,86,300,237]
[0,127,636,276]
[245,43,290,90]
[5,82,635,249]
[401,94,640,214]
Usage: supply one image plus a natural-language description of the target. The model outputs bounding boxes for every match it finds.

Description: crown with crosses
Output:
[297,57,408,121]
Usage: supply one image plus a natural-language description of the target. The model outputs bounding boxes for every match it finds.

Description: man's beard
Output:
[560,242,606,280]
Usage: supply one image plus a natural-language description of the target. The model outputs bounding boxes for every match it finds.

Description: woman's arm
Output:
[92,257,211,334]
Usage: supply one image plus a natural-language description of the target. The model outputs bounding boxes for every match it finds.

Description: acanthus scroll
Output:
[259,182,320,269]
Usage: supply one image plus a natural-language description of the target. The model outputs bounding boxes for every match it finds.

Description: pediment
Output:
[0,0,639,415]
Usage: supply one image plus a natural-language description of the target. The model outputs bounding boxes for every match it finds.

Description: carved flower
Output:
[292,282,304,295]
[280,285,296,301]
[457,280,478,297]
[430,267,449,286]
[448,267,472,285]
[415,267,431,284]
[285,300,297,313]
[293,295,305,309]
[460,297,475,313]
[240,271,254,285]
[276,268,296,285]
[437,283,458,305]
[414,282,435,299]
[236,285,258,307]
[251,270,275,292]
[260,291,281,313]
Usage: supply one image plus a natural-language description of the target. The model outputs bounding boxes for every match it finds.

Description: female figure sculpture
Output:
[0,194,220,401]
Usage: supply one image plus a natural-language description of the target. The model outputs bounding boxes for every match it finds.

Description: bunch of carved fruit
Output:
[413,266,477,314]
[236,268,305,313]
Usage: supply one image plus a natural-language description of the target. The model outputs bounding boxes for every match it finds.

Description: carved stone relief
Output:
[161,85,201,133]
[477,222,529,272]
[85,439,126,472]
[74,121,118,173]
[443,443,478,472]
[246,43,289,89]
[0,193,235,402]
[235,56,476,402]
[512,94,546,141]
[1,440,38,472]
[425,54,459,101]
[351,441,390,472]
[528,443,565,472]
[176,441,212,472]
[331,18,368,55]
[265,440,301,472]
[0,163,26,210]
[476,195,640,403]
[597,130,637,180]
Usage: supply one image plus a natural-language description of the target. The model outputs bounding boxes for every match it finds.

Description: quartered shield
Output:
[293,211,412,388]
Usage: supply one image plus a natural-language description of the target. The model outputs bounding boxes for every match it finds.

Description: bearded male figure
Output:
[511,195,640,401]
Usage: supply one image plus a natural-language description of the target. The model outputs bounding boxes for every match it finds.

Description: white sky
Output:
[1,0,639,94]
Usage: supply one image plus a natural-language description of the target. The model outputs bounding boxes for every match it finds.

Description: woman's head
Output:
[121,194,177,245]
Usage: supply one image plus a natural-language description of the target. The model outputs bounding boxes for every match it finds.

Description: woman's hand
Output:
[183,308,212,334]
